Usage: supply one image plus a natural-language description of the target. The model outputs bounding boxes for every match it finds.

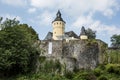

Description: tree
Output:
[85,28,96,39]
[0,18,39,77]
[0,17,19,30]
[111,34,120,48]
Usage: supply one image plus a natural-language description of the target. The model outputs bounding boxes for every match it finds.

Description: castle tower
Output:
[52,10,66,40]
[80,26,88,40]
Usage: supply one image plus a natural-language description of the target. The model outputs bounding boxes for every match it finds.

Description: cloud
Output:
[1,0,28,7]
[30,0,58,9]
[72,12,94,28]
[38,11,54,26]
[29,0,120,18]
[28,8,36,13]
[72,12,120,45]
[30,11,54,26]
[72,12,120,34]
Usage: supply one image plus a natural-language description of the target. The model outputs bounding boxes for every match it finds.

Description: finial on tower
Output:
[56,10,61,17]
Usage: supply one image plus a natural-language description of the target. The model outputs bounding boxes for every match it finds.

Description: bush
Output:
[107,66,114,73]
[73,71,96,80]
[94,68,102,77]
[98,75,108,80]
[98,64,106,70]
[114,65,120,75]
[106,64,114,73]
[40,60,62,74]
[64,71,74,79]
[106,64,120,74]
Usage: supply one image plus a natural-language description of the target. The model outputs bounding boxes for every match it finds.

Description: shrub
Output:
[106,64,114,73]
[107,66,114,73]
[114,65,120,75]
[98,75,108,80]
[73,71,96,80]
[94,68,102,77]
[106,64,120,74]
[64,70,74,79]
[98,64,106,70]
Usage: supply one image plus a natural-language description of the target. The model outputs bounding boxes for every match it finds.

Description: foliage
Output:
[94,68,102,77]
[107,50,120,64]
[1,64,120,80]
[86,39,98,46]
[105,64,120,74]
[98,75,108,80]
[64,70,74,79]
[39,60,62,74]
[0,17,19,29]
[0,18,39,77]
[111,34,120,48]
[73,71,96,80]
[85,28,96,39]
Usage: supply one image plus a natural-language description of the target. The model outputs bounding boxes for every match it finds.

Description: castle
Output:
[44,10,88,40]
[39,10,107,71]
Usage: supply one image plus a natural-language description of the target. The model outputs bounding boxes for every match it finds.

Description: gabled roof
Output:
[44,32,53,40]
[44,31,79,40]
[65,31,79,38]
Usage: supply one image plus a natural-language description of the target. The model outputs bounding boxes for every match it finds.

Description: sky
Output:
[0,0,120,46]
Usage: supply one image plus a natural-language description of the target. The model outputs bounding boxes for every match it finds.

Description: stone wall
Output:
[39,39,107,71]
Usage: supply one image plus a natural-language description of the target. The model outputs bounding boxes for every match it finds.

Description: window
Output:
[48,42,52,54]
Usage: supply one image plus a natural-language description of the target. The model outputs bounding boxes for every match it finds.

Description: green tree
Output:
[111,34,120,48]
[0,17,19,30]
[0,18,39,77]
[86,28,96,39]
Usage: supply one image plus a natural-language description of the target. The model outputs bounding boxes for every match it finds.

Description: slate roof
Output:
[44,32,53,40]
[65,31,79,38]
[80,26,87,36]
[52,10,65,23]
[44,31,79,40]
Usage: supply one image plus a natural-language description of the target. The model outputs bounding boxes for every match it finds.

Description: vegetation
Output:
[0,18,39,77]
[111,34,120,48]
[1,64,120,80]
[0,17,120,80]
[85,28,96,39]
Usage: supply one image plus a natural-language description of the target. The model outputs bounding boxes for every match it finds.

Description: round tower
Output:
[52,10,65,40]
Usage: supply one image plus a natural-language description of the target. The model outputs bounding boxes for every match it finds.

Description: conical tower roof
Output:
[80,26,87,36]
[52,10,65,23]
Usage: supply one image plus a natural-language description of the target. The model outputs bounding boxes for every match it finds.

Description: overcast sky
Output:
[0,0,120,46]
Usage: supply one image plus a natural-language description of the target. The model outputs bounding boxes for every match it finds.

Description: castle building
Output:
[44,10,87,40]
[52,10,66,40]
[40,10,107,71]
